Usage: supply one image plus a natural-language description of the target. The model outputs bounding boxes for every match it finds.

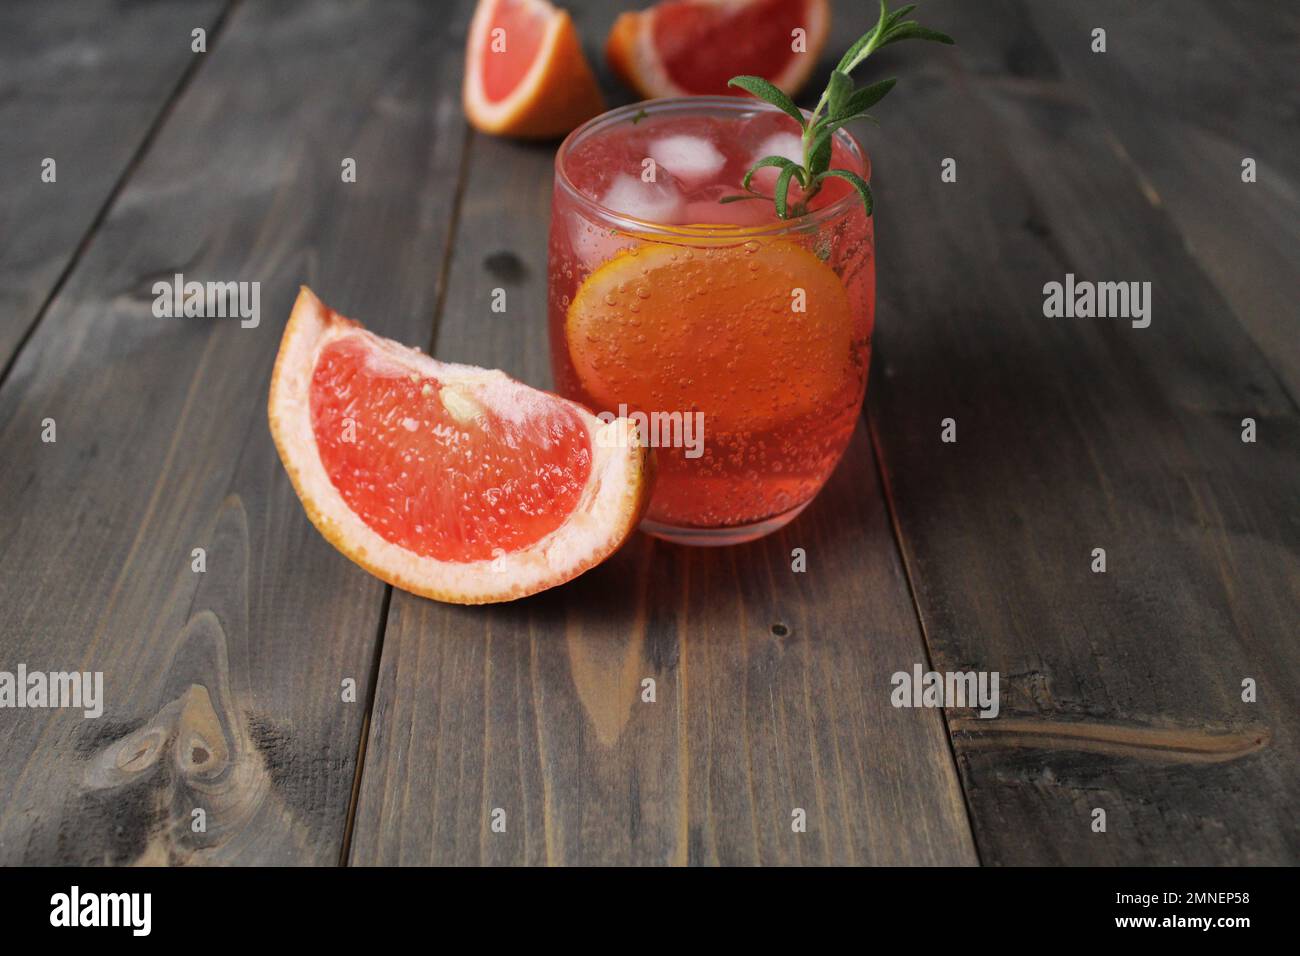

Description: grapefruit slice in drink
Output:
[565,238,854,435]
[463,0,606,139]
[607,0,829,99]
[268,287,650,604]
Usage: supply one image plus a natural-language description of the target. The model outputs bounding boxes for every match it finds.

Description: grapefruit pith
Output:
[607,0,829,100]
[463,0,606,139]
[269,287,650,604]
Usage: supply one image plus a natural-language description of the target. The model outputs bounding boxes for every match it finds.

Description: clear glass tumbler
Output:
[548,97,874,545]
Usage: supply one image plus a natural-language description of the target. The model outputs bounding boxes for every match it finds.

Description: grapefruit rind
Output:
[463,0,606,139]
[269,287,650,605]
[607,0,830,99]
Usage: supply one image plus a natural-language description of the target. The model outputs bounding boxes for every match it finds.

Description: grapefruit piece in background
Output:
[268,288,650,604]
[607,0,829,99]
[463,0,606,138]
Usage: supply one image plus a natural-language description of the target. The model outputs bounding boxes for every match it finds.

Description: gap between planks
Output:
[867,412,986,865]
[339,127,478,865]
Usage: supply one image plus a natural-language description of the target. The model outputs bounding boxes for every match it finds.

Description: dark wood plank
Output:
[0,0,229,371]
[865,0,1300,864]
[349,131,975,864]
[1011,0,1300,399]
[0,0,471,864]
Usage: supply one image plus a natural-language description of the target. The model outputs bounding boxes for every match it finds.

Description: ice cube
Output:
[748,132,806,195]
[754,132,804,164]
[600,173,686,223]
[648,135,727,185]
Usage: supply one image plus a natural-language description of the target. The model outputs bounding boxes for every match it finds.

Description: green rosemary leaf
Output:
[818,169,874,216]
[726,76,805,127]
[882,22,954,46]
[741,155,801,192]
[827,69,853,118]
[885,4,918,32]
[774,164,801,219]
[841,78,896,118]
[806,113,875,174]
[806,128,834,176]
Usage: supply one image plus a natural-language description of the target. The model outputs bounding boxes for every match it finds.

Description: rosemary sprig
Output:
[722,0,953,219]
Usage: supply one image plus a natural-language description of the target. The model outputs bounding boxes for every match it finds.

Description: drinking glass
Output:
[548,97,874,545]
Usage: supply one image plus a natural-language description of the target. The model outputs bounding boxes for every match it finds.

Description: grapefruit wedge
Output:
[463,0,606,139]
[268,288,650,604]
[607,0,829,99]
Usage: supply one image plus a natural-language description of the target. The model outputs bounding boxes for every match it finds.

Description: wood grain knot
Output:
[483,250,526,283]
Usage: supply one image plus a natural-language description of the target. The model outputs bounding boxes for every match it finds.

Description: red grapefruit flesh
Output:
[464,0,606,139]
[607,0,829,99]
[480,0,547,103]
[269,287,650,604]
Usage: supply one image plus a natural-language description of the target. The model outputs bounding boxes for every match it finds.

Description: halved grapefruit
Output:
[463,0,606,139]
[268,288,650,604]
[607,0,829,99]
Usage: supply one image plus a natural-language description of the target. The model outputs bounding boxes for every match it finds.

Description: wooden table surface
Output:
[1,0,1296,866]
